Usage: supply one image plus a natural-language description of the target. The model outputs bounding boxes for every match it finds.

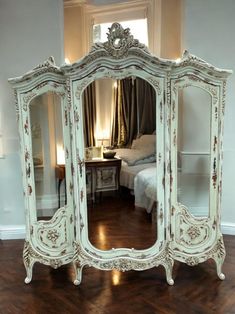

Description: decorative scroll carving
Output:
[91,23,149,59]
[73,242,174,285]
[175,206,210,247]
[33,56,56,70]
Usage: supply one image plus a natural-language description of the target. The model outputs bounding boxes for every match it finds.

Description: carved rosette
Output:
[187,226,201,240]
[185,256,200,266]
[46,229,60,244]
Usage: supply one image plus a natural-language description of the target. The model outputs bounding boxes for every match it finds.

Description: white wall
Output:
[0,0,64,239]
[183,0,235,234]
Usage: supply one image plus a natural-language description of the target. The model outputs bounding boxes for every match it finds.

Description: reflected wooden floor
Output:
[88,190,156,250]
[1,192,235,313]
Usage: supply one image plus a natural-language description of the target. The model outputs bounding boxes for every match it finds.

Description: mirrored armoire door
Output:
[9,58,75,284]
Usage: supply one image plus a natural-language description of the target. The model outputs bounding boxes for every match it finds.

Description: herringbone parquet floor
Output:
[0,192,235,314]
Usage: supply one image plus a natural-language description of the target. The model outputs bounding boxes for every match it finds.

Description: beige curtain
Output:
[83,82,96,147]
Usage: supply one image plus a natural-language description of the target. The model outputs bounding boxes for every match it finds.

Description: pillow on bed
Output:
[131,134,156,151]
[115,148,155,166]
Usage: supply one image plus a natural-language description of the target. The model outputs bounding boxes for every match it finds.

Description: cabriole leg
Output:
[73,261,83,286]
[213,254,226,280]
[23,241,35,284]
[162,260,174,285]
[213,237,226,280]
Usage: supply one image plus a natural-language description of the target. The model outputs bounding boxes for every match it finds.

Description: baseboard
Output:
[1,221,235,240]
[221,222,235,236]
[0,225,26,240]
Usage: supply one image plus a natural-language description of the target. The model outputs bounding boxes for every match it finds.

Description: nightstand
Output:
[55,157,122,205]
[85,157,122,202]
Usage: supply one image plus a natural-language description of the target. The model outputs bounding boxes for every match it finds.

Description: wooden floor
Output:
[88,191,156,250]
[1,193,235,313]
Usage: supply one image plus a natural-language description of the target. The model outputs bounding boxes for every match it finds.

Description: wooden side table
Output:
[85,157,122,202]
[55,165,66,208]
[55,158,122,205]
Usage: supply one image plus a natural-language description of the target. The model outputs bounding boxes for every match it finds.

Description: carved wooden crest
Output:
[92,22,149,58]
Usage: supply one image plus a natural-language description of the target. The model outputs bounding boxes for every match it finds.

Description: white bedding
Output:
[120,161,156,190]
[134,167,156,213]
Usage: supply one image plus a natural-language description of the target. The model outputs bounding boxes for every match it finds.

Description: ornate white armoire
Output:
[9,23,232,285]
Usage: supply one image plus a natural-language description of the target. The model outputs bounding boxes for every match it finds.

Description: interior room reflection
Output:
[30,80,212,250]
[177,86,211,218]
[29,92,66,220]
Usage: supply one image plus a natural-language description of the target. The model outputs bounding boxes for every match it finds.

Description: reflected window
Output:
[93,19,148,46]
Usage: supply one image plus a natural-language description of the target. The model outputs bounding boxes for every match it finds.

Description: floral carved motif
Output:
[185,256,200,266]
[187,226,201,240]
[46,229,60,244]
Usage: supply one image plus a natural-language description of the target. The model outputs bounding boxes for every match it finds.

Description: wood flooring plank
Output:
[0,194,235,313]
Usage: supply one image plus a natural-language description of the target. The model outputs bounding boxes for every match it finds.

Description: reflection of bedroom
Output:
[83,77,158,249]
[30,16,212,250]
[29,71,211,251]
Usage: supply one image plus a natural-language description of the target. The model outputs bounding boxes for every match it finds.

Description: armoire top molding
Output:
[9,23,232,86]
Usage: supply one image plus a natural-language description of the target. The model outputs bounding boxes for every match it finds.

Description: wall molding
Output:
[1,221,235,240]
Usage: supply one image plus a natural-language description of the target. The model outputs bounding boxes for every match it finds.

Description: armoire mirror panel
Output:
[29,92,66,220]
[82,77,158,251]
[177,86,211,218]
[9,23,232,286]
